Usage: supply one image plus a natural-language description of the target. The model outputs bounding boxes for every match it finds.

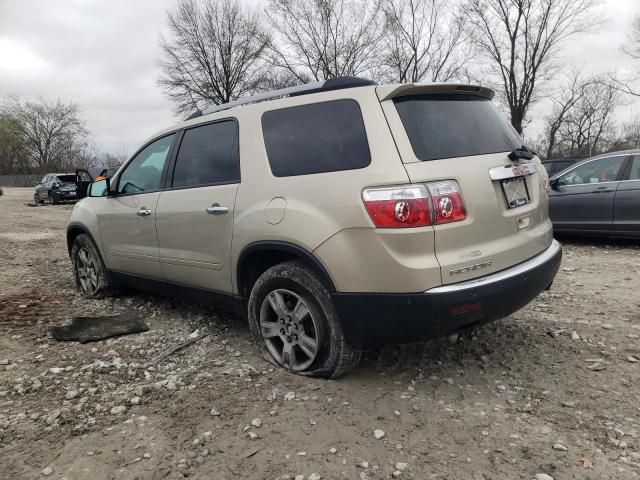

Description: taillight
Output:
[541,167,550,194]
[362,185,431,228]
[426,180,466,224]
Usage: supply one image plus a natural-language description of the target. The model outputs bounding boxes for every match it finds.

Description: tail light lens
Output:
[362,180,467,228]
[362,185,431,228]
[541,167,550,194]
[426,180,466,224]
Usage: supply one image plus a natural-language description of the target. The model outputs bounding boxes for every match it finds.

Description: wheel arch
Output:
[236,241,337,303]
[66,222,101,257]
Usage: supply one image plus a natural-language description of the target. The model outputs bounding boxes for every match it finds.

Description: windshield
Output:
[394,94,522,161]
[56,175,76,183]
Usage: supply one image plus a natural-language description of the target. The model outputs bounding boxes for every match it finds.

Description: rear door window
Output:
[394,94,522,161]
[262,100,371,177]
[172,120,239,188]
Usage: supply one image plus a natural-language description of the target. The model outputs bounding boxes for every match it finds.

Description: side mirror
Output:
[88,178,111,198]
[550,178,560,190]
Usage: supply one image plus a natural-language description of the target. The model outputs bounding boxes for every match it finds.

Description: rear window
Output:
[394,94,522,161]
[56,175,75,183]
[262,99,371,177]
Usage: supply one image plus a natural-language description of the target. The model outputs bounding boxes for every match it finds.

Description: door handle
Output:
[206,203,229,215]
[137,208,152,216]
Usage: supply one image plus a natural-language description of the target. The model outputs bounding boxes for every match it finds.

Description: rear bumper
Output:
[331,240,562,348]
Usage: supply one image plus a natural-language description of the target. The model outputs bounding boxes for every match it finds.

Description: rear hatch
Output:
[56,175,77,191]
[378,84,553,284]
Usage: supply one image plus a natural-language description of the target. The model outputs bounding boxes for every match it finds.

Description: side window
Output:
[172,120,239,188]
[41,175,48,184]
[629,155,640,180]
[261,99,371,177]
[557,157,625,186]
[117,134,175,194]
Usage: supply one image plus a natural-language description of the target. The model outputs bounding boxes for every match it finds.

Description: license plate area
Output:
[501,176,530,209]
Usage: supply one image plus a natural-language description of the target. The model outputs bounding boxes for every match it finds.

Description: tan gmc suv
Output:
[67,77,562,378]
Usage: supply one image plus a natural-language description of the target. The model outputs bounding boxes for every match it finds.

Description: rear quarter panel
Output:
[230,87,416,293]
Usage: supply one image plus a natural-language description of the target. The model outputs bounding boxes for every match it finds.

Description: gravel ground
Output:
[1,187,639,480]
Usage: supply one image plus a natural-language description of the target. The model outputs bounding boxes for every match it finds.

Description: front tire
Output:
[48,192,59,205]
[247,261,361,378]
[34,193,43,205]
[71,234,114,298]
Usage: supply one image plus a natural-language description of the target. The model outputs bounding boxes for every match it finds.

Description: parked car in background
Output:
[541,157,583,176]
[549,150,640,237]
[34,173,78,204]
[67,77,561,378]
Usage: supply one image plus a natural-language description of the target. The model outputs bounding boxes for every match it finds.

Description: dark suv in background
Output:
[34,173,77,204]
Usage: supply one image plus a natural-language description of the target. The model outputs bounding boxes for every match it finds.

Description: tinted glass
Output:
[172,121,239,187]
[629,155,640,180]
[118,134,175,194]
[557,156,625,186]
[545,161,572,176]
[394,94,522,161]
[262,100,371,177]
[56,175,75,183]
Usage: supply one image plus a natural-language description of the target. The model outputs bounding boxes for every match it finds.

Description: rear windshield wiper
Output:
[508,145,534,161]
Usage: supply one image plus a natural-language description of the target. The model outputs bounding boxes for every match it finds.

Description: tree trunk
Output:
[510,109,524,136]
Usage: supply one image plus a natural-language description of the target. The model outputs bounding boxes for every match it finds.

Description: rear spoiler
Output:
[376,83,495,102]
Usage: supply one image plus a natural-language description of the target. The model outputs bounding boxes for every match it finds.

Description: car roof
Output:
[588,149,640,160]
[142,78,494,148]
[542,157,584,163]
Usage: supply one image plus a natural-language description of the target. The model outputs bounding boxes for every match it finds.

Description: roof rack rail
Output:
[186,110,203,120]
[201,76,376,116]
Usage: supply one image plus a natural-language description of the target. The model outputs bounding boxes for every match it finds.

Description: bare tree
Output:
[544,74,621,158]
[380,0,470,83]
[0,115,29,175]
[1,97,88,171]
[607,15,640,97]
[266,0,385,83]
[463,0,599,135]
[619,116,640,150]
[623,14,640,60]
[158,0,271,116]
[544,71,591,159]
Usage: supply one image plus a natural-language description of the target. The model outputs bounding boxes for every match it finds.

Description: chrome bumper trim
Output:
[426,239,561,294]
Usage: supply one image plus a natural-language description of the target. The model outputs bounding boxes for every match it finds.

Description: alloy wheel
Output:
[76,247,99,295]
[259,288,320,371]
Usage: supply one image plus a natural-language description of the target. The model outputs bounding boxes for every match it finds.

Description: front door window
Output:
[117,134,175,194]
[557,156,625,186]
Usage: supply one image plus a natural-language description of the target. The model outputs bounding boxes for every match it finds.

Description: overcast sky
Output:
[0,0,639,156]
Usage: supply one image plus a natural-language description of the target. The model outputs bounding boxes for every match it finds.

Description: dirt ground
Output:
[1,187,639,480]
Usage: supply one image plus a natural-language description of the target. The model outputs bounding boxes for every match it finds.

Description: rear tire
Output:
[34,194,43,205]
[247,260,361,378]
[71,234,115,298]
